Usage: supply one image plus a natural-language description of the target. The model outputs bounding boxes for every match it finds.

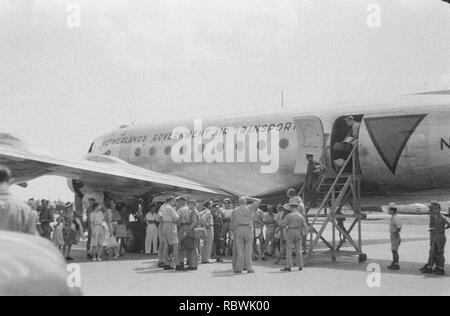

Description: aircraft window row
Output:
[134,139,290,157]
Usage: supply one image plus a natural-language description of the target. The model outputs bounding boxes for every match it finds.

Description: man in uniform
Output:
[231,196,261,274]
[221,199,234,256]
[304,153,325,208]
[273,204,288,258]
[157,201,167,268]
[181,200,200,270]
[280,201,308,272]
[200,200,214,264]
[212,203,224,262]
[39,199,54,240]
[160,196,182,271]
[263,205,276,258]
[387,203,402,270]
[420,202,450,275]
[176,196,190,269]
[0,166,37,235]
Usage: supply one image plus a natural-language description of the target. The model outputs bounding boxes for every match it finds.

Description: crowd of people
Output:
[0,163,449,276]
[137,183,321,273]
[146,191,312,273]
[31,197,130,262]
[25,198,83,261]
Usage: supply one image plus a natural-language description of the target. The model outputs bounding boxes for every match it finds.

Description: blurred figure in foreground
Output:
[0,231,81,296]
[0,165,37,235]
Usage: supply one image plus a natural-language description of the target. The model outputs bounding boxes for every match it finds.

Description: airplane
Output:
[1,92,450,250]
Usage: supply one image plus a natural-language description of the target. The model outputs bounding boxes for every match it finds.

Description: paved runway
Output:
[72,215,450,296]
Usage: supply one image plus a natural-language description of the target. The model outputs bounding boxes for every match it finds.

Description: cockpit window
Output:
[88,143,94,153]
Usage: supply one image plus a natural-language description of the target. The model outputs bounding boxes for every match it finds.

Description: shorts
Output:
[254,228,263,239]
[162,223,178,245]
[391,237,401,252]
[91,225,104,247]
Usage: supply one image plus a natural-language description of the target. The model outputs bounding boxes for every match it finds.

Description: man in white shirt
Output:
[231,196,261,274]
[145,204,159,255]
[160,196,182,270]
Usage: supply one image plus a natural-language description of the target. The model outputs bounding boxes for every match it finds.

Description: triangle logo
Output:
[364,114,426,175]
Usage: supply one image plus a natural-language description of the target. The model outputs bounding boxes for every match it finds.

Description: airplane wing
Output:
[0,134,233,199]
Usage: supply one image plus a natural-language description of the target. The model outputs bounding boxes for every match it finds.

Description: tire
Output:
[123,223,146,253]
[359,253,367,263]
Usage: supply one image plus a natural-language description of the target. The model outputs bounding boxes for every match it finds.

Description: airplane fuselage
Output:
[88,95,450,199]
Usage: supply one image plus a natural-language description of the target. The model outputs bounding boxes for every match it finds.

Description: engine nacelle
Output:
[67,178,105,209]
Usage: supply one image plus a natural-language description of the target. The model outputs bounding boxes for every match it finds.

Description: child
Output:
[53,217,65,253]
[388,203,402,270]
[105,235,120,260]
[101,221,110,260]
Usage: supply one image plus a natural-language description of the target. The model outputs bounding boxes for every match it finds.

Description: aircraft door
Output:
[293,116,324,174]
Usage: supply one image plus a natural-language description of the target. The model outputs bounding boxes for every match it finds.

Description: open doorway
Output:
[330,115,364,173]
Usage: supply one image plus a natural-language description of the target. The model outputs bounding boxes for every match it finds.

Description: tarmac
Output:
[72,214,450,296]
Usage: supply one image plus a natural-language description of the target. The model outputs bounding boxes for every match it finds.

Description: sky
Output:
[0,0,449,201]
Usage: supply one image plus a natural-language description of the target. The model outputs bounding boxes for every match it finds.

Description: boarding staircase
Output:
[275,143,367,264]
[304,143,366,262]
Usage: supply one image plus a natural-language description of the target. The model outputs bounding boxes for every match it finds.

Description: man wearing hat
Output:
[176,196,191,268]
[231,196,261,273]
[387,203,402,270]
[39,199,54,240]
[420,202,450,275]
[304,153,325,208]
[280,201,308,272]
[220,198,234,256]
[212,203,224,262]
[178,199,200,270]
[61,202,80,261]
[273,204,290,259]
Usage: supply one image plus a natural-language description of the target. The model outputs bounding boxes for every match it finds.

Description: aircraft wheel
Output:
[359,253,367,263]
[124,228,138,253]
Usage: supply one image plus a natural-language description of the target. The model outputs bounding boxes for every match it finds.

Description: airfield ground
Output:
[72,215,449,296]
